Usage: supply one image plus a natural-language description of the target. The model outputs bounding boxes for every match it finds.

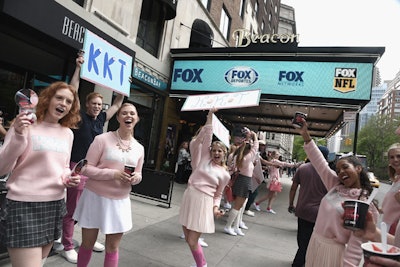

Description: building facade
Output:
[0,0,288,172]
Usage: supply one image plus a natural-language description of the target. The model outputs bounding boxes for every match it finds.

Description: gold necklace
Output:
[116,129,132,152]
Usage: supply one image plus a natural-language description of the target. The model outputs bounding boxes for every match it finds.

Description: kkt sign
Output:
[333,68,357,93]
[81,30,133,96]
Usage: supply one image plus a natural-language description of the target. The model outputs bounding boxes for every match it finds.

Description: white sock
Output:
[225,209,239,228]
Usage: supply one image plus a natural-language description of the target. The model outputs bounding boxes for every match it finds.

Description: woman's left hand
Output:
[129,172,140,184]
[65,174,81,187]
[214,206,225,218]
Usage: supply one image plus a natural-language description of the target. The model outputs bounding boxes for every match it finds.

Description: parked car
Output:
[367,172,380,188]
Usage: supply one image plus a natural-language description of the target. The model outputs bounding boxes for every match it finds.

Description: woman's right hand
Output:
[13,112,34,135]
[114,170,132,183]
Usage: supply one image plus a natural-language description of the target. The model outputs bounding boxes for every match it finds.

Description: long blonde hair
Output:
[388,143,400,181]
[211,140,229,169]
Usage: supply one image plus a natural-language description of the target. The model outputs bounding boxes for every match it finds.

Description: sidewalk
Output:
[0,175,299,267]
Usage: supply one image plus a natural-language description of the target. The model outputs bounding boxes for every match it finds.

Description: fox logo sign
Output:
[333,68,357,93]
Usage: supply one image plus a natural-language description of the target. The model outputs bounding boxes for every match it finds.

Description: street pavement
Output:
[0,175,300,267]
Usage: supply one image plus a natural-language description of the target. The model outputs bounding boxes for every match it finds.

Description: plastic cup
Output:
[292,112,307,128]
[362,242,400,266]
[343,199,369,230]
[124,165,135,175]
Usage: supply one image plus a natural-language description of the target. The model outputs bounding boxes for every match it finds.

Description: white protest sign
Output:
[81,30,133,96]
[212,114,230,148]
[181,89,261,111]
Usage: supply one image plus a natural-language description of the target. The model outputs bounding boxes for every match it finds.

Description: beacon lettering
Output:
[224,67,259,87]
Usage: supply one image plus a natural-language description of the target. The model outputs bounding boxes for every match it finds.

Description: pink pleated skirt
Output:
[305,233,345,267]
[179,185,215,233]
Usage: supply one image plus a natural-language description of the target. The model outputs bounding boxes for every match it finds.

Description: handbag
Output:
[269,179,282,192]
[224,172,239,202]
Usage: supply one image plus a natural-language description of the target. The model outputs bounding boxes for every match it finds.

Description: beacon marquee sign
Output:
[232,29,300,47]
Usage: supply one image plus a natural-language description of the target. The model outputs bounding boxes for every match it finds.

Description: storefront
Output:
[0,0,165,170]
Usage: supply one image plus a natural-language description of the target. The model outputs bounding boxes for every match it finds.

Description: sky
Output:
[281,0,400,81]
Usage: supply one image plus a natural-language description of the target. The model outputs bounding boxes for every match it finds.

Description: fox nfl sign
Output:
[333,68,357,93]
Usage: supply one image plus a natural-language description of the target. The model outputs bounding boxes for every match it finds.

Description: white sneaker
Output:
[61,249,78,264]
[224,227,237,236]
[180,233,185,239]
[266,208,276,214]
[234,228,245,236]
[93,241,105,252]
[239,221,248,230]
[253,203,261,211]
[243,210,255,217]
[223,202,231,209]
[198,238,208,247]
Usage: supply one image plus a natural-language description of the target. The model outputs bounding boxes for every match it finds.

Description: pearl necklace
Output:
[116,129,132,152]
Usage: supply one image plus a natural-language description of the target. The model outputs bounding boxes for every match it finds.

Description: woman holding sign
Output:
[179,108,230,267]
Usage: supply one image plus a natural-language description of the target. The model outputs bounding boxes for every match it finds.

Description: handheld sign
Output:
[81,30,133,96]
[181,89,261,111]
[212,114,230,148]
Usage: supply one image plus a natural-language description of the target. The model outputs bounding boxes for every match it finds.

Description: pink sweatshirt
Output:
[83,131,144,199]
[188,124,230,208]
[381,180,400,226]
[268,159,296,181]
[304,140,379,267]
[0,122,73,202]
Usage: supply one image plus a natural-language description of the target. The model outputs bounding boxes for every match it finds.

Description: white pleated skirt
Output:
[179,185,215,233]
[73,188,132,234]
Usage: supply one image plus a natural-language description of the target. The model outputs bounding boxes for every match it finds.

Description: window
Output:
[220,7,231,40]
[239,0,246,18]
[201,0,209,10]
[136,1,165,57]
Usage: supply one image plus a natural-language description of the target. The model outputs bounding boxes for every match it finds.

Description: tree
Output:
[357,114,399,180]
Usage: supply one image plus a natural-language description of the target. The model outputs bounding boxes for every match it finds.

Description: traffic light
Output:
[345,138,352,146]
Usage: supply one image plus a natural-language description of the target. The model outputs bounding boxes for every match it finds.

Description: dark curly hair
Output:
[337,155,373,195]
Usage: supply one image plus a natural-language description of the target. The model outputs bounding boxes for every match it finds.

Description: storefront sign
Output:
[181,89,261,111]
[133,67,167,90]
[233,29,300,48]
[81,30,132,96]
[212,114,230,148]
[1,0,135,56]
[171,60,373,101]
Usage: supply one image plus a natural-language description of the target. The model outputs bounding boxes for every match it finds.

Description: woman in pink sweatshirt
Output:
[179,109,230,267]
[254,150,300,214]
[0,82,81,267]
[73,103,144,267]
[224,127,259,236]
[381,143,400,235]
[296,118,379,267]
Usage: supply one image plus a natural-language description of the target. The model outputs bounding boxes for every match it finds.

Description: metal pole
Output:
[353,112,360,155]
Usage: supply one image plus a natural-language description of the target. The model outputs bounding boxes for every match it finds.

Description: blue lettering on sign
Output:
[173,68,203,83]
[224,67,258,87]
[87,43,127,86]
[278,71,304,82]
